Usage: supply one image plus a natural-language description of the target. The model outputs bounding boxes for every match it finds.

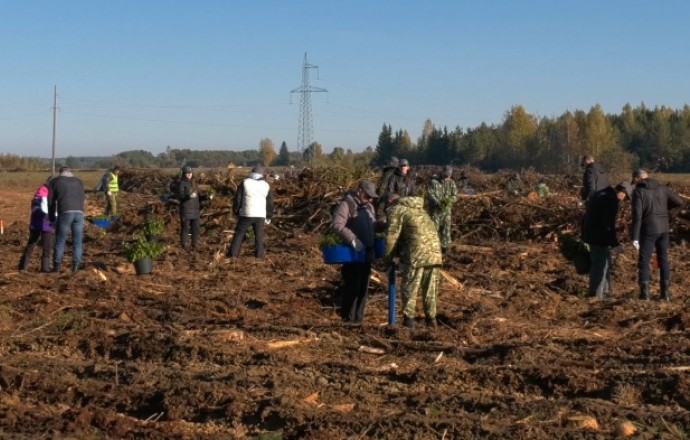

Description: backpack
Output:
[169,175,181,199]
[232,181,245,216]
[332,196,357,221]
[96,173,108,192]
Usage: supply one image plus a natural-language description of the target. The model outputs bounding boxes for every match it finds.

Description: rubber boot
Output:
[660,280,671,301]
[425,317,437,329]
[40,257,52,273]
[18,254,29,271]
[639,281,650,301]
[403,315,416,328]
[52,263,61,273]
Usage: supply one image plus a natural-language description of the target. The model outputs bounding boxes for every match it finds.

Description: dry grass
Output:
[0,170,104,190]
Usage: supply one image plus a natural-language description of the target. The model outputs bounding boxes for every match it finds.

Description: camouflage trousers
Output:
[401,265,440,319]
[431,209,452,250]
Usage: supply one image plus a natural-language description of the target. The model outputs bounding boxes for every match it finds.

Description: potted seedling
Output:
[142,217,166,241]
[124,235,165,275]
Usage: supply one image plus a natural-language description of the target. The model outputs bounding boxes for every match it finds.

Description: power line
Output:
[290,53,327,165]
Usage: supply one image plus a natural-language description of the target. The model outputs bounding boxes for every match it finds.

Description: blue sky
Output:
[1,0,689,158]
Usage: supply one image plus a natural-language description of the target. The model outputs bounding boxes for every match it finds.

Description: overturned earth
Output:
[1,167,690,439]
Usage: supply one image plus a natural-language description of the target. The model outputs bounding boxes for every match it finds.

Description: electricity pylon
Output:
[291,53,327,165]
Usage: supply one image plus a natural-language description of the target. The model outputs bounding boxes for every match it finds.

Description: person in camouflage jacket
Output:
[426,165,458,254]
[384,195,443,328]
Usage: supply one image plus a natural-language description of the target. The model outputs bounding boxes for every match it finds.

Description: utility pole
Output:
[290,53,327,166]
[51,85,59,176]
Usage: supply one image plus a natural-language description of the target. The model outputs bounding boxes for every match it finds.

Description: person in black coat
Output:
[582,182,632,298]
[580,155,610,204]
[631,169,685,300]
[176,166,210,250]
[387,158,416,197]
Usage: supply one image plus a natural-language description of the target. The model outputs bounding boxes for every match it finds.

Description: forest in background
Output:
[2,103,689,175]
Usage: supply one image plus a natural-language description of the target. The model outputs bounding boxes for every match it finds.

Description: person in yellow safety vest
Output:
[104,165,122,216]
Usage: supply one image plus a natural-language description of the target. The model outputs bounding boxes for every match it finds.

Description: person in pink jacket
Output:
[18,180,55,272]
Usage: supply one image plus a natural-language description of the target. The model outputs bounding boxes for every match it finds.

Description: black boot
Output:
[41,258,52,273]
[403,315,415,328]
[639,282,650,301]
[52,263,61,273]
[660,280,671,301]
[18,254,28,271]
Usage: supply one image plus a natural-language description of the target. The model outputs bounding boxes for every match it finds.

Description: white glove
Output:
[265,218,271,225]
[209,194,214,200]
[351,238,365,252]
[577,200,585,207]
[190,192,197,198]
[632,240,639,250]
[106,191,112,196]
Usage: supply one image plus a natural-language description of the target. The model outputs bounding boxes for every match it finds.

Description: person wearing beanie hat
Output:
[631,169,684,300]
[426,165,458,254]
[177,166,202,250]
[228,164,274,258]
[331,180,382,324]
[581,182,632,299]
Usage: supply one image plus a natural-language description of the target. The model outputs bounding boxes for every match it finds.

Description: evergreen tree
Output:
[277,141,290,166]
[374,124,394,166]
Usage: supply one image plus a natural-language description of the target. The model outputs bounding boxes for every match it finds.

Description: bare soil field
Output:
[1,168,690,439]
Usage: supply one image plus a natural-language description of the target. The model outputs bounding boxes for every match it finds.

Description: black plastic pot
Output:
[134,258,153,275]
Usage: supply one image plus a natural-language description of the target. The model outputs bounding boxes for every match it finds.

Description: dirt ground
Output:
[1,173,690,439]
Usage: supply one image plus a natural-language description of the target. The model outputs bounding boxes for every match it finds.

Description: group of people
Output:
[331,158,458,328]
[18,156,684,316]
[580,155,685,301]
[18,166,86,273]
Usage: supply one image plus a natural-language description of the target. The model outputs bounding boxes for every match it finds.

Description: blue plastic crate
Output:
[321,244,365,264]
[92,219,111,228]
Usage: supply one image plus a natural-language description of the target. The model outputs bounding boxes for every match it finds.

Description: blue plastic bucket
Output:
[322,244,365,264]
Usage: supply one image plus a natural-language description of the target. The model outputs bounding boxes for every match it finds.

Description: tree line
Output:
[4,103,688,174]
[375,103,690,174]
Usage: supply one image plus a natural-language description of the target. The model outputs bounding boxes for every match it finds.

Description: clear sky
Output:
[1,0,689,158]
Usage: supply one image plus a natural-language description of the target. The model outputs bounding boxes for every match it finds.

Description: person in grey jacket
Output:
[331,180,380,324]
[631,169,684,300]
[48,166,85,272]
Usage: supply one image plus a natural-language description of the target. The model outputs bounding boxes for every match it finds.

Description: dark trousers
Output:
[638,232,670,282]
[340,262,372,323]
[229,217,265,258]
[20,230,54,272]
[180,217,200,249]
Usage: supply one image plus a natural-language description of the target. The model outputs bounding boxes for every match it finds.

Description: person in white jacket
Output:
[228,165,275,258]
